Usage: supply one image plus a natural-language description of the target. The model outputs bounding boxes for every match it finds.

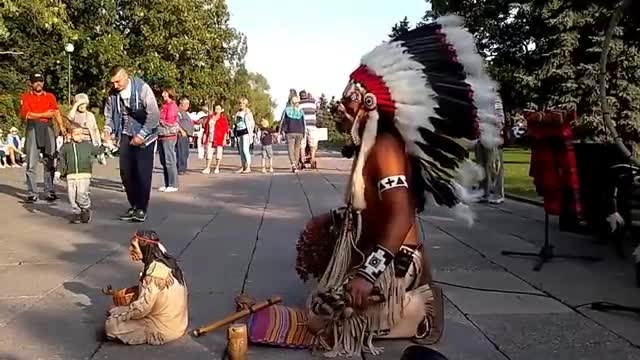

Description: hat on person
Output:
[339,15,500,218]
[30,73,44,83]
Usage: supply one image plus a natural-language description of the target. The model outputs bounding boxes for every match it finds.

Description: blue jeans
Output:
[238,134,251,169]
[158,138,178,188]
[176,135,189,174]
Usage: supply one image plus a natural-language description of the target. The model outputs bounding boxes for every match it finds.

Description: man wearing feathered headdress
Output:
[295,15,501,357]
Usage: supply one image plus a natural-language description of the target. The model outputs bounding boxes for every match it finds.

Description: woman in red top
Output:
[201,104,229,174]
[158,88,179,191]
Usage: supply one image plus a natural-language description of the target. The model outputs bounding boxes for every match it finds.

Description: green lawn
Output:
[470,147,540,202]
[502,148,540,202]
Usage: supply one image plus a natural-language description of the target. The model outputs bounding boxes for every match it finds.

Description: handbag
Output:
[158,122,179,136]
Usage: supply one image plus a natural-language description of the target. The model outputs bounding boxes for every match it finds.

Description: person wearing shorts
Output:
[201,105,229,174]
[259,119,275,173]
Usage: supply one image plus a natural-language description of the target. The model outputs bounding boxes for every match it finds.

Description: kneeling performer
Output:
[296,15,500,357]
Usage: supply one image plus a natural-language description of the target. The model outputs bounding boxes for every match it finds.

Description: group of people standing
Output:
[16,65,284,224]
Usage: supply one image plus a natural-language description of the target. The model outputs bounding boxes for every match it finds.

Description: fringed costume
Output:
[269,15,499,357]
[105,233,189,345]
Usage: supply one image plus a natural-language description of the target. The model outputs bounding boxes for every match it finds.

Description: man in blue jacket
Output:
[103,66,160,222]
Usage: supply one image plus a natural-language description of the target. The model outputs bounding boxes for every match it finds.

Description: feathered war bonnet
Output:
[340,15,501,224]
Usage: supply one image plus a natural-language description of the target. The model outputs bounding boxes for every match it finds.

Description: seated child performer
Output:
[260,119,275,173]
[55,123,106,224]
[105,230,189,345]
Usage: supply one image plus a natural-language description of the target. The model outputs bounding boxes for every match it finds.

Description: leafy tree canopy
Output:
[0,0,275,133]
[390,0,640,143]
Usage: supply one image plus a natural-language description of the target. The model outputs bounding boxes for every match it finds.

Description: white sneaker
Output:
[269,167,274,173]
[0,164,5,169]
[261,168,266,173]
[214,167,220,174]
[489,197,504,204]
[164,187,178,193]
[235,168,245,173]
[12,164,20,168]
[202,168,210,174]
[244,168,252,173]
[158,186,167,192]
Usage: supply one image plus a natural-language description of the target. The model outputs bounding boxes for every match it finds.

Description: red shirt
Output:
[20,91,58,122]
[160,99,178,126]
[213,114,230,146]
[201,113,229,146]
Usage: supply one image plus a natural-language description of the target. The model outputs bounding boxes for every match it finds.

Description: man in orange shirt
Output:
[20,73,66,203]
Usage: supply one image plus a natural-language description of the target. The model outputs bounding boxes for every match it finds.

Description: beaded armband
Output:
[357,245,394,284]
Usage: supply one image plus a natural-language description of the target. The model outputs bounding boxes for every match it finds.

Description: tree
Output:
[0,0,276,134]
[389,16,411,38]
[391,1,640,144]
[420,0,451,23]
[316,94,346,148]
[534,1,640,142]
[391,1,545,112]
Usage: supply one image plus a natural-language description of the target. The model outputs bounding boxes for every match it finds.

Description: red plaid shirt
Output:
[527,111,583,218]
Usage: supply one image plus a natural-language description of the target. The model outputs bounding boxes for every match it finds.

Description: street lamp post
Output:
[64,43,74,105]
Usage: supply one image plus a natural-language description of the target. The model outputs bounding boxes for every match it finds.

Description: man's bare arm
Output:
[53,110,67,135]
[349,133,414,303]
[370,134,414,255]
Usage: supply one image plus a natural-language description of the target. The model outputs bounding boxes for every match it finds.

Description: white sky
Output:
[227,0,429,117]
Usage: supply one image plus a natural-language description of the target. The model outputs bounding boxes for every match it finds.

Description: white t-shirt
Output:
[120,80,132,103]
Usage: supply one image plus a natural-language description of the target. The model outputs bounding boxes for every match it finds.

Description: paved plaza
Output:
[1,148,640,360]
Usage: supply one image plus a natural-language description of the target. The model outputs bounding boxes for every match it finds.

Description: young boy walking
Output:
[260,119,275,173]
[56,124,106,223]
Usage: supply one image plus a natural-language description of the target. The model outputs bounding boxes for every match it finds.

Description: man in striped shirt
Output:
[298,90,318,169]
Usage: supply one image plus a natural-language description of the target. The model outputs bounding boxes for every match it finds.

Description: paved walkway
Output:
[1,148,640,360]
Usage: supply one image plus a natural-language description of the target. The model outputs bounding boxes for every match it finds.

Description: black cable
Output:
[416,218,554,298]
[432,280,553,298]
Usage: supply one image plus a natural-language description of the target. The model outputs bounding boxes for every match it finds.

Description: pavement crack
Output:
[88,341,105,360]
[295,173,315,217]
[426,219,640,351]
[316,167,343,194]
[176,210,222,259]
[239,173,274,295]
[444,294,512,360]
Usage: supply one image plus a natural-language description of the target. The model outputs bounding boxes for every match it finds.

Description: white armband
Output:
[377,175,408,196]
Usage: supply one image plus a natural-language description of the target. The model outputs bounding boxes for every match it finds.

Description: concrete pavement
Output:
[0,148,640,359]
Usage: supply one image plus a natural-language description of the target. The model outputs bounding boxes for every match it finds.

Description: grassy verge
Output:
[502,148,541,202]
[319,143,541,203]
